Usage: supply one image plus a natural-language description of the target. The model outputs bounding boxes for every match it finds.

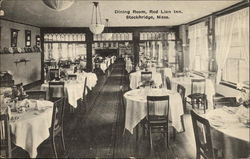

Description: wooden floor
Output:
[14,60,197,159]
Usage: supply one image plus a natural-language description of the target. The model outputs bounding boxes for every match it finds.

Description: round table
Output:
[124,88,184,134]
[10,99,54,158]
[205,106,249,158]
[129,71,162,89]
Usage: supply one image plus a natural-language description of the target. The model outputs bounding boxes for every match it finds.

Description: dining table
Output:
[8,99,54,158]
[41,80,86,108]
[124,88,184,134]
[205,106,249,158]
[129,70,162,89]
[171,75,215,109]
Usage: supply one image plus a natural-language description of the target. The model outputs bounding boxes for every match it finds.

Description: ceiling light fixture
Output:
[89,2,104,35]
[104,19,113,40]
[0,0,4,16]
[42,0,75,11]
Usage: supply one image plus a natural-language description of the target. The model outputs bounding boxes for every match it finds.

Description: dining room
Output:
[0,0,249,158]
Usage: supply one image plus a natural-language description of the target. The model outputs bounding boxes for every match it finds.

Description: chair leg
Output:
[61,130,66,153]
[149,127,153,150]
[52,137,58,158]
[136,125,139,141]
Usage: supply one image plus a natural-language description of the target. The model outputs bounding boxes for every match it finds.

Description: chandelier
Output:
[42,0,75,11]
[104,19,113,40]
[89,2,104,35]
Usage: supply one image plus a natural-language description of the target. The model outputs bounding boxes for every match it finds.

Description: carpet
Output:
[67,61,124,158]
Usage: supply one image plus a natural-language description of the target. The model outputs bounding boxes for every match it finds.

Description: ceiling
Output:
[1,0,242,27]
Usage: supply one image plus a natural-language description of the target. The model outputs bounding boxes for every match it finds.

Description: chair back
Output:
[177,84,186,104]
[48,81,65,101]
[146,96,169,119]
[26,90,46,100]
[0,114,11,158]
[141,71,152,83]
[190,110,215,159]
[68,74,77,80]
[51,98,65,134]
[82,77,87,99]
[191,79,206,94]
[165,76,171,90]
[49,69,60,81]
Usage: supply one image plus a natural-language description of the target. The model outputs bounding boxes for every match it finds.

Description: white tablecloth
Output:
[100,62,107,73]
[124,88,184,134]
[41,80,86,108]
[205,107,249,158]
[171,77,215,109]
[10,100,53,158]
[129,71,162,89]
[75,72,98,89]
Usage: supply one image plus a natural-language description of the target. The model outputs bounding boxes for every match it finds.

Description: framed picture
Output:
[25,30,31,47]
[11,29,19,47]
[36,35,41,47]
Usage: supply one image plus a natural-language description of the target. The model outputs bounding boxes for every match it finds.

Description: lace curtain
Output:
[215,8,249,84]
[188,22,209,71]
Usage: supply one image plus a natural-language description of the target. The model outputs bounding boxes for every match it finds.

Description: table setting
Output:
[204,105,249,158]
[1,96,54,158]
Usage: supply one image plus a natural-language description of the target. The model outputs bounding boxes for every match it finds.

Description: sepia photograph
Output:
[0,0,249,158]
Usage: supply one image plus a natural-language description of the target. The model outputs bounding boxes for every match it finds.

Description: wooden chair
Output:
[140,71,153,88]
[187,79,207,114]
[177,84,186,133]
[25,90,46,100]
[119,86,126,135]
[190,110,215,159]
[0,114,12,158]
[165,76,171,90]
[213,96,237,109]
[145,96,170,150]
[77,77,88,114]
[49,69,60,81]
[48,81,65,102]
[67,74,77,80]
[50,98,66,158]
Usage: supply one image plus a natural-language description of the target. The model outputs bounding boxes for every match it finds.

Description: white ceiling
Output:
[2,0,242,27]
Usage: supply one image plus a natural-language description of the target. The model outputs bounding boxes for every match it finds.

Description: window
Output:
[221,24,249,85]
[215,8,249,86]
[188,22,209,72]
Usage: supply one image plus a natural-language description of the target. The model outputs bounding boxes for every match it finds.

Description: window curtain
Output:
[188,22,208,71]
[44,43,86,61]
[215,8,249,84]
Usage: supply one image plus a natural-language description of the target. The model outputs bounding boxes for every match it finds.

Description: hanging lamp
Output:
[103,19,113,40]
[42,0,75,11]
[89,2,104,35]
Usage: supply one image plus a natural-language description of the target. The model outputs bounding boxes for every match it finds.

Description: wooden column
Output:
[133,31,140,69]
[86,31,93,72]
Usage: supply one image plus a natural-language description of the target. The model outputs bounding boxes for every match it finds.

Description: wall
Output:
[0,19,40,48]
[0,19,41,85]
[0,53,41,85]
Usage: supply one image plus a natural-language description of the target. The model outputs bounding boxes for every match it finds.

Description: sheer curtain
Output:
[44,43,86,61]
[188,22,208,71]
[215,8,249,84]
